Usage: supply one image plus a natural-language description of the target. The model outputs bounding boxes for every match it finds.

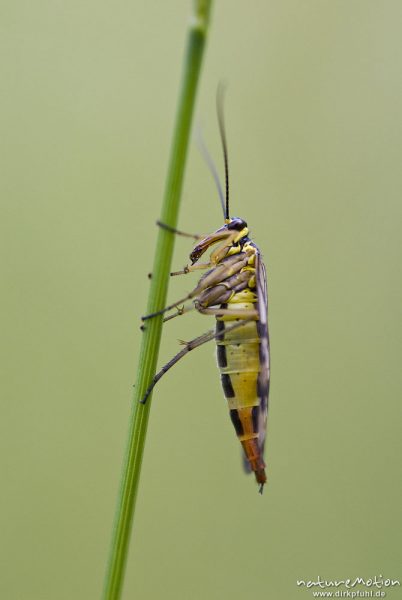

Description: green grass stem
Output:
[102,2,212,599]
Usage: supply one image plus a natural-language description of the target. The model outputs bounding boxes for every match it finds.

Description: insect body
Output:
[193,218,269,491]
[141,89,270,493]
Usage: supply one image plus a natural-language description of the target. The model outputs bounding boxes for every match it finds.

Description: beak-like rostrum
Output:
[190,224,230,264]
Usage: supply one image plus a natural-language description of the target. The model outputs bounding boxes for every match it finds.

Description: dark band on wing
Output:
[256,318,267,339]
[257,321,269,366]
[257,373,269,399]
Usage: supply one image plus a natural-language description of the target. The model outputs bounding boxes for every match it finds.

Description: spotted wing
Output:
[242,248,270,474]
[255,250,270,455]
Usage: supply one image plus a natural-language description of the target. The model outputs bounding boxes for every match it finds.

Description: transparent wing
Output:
[255,251,270,455]
[242,249,270,473]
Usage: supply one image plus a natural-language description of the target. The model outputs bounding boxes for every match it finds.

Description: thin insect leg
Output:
[150,261,210,279]
[142,294,195,321]
[140,330,215,404]
[157,220,202,240]
[140,318,253,404]
[197,306,259,319]
[142,304,195,330]
[142,254,250,321]
[162,303,195,323]
[170,263,211,276]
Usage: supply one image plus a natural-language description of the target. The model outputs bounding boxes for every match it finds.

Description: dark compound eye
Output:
[227,217,247,231]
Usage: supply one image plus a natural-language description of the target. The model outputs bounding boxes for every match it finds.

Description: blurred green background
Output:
[1,1,402,599]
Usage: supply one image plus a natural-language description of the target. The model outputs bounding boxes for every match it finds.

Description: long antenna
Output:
[195,124,226,218]
[216,82,230,220]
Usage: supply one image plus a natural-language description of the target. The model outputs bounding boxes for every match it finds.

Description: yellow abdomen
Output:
[215,299,266,484]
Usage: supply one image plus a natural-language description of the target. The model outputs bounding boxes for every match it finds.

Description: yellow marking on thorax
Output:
[229,289,257,304]
[226,245,242,257]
